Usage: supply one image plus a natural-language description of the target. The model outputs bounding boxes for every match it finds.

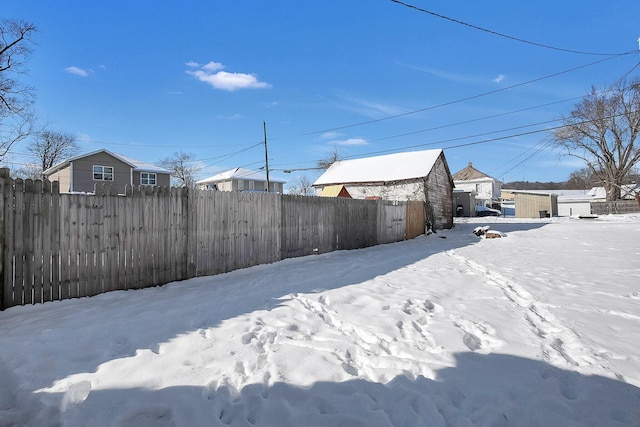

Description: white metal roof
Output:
[313,149,443,186]
[196,167,286,184]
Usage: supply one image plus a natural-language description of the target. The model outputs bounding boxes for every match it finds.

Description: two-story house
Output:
[43,149,172,193]
[452,162,501,209]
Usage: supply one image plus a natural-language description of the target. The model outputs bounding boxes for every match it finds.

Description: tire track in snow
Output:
[445,249,608,370]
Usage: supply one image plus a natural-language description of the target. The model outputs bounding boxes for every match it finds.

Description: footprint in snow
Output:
[452,316,503,353]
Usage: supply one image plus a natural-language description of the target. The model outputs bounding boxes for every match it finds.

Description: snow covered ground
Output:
[1,215,639,426]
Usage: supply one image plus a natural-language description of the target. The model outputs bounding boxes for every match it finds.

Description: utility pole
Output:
[263,121,270,193]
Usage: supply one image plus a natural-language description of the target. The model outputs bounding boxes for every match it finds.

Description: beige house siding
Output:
[514,192,558,218]
[49,167,72,193]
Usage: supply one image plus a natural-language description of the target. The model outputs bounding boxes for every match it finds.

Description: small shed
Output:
[512,190,558,218]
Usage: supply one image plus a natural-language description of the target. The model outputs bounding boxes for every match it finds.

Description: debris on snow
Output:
[473,225,505,238]
[473,226,490,236]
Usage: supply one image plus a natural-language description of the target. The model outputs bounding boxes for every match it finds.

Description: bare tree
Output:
[553,79,640,201]
[27,130,79,178]
[316,147,342,170]
[0,19,37,161]
[13,162,41,180]
[564,167,601,190]
[158,151,202,188]
[287,175,315,196]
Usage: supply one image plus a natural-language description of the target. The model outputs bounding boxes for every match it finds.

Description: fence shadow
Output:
[19,352,640,426]
[0,222,553,425]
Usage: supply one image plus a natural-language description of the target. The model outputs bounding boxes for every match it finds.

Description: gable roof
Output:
[313,149,444,186]
[320,185,352,198]
[452,162,494,181]
[196,167,286,185]
[44,149,171,175]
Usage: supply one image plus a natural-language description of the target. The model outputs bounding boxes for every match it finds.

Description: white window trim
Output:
[93,165,114,181]
[141,172,157,186]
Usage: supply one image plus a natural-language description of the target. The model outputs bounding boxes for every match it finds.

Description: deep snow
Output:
[0,215,639,426]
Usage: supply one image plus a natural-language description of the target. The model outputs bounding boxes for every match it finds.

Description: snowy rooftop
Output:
[452,161,494,181]
[313,149,443,186]
[196,167,286,185]
[44,149,172,175]
[111,152,172,174]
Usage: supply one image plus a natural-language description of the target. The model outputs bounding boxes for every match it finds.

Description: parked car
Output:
[475,205,501,217]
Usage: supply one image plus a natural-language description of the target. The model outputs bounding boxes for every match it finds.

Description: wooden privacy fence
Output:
[0,169,426,310]
[591,200,640,215]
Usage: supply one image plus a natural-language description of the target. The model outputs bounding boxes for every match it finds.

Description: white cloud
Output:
[336,92,405,118]
[64,66,89,77]
[201,61,224,72]
[217,113,244,120]
[332,137,368,146]
[493,74,506,83]
[320,132,342,140]
[186,60,270,91]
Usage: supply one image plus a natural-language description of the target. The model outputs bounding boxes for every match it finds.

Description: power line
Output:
[497,140,557,180]
[302,51,637,136]
[368,96,585,143]
[390,0,629,56]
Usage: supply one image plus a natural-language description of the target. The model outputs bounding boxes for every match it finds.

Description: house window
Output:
[141,172,157,186]
[249,181,255,191]
[238,180,244,191]
[93,165,114,181]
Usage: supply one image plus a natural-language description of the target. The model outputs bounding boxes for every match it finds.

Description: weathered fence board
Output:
[406,200,426,240]
[591,200,640,215]
[0,170,429,310]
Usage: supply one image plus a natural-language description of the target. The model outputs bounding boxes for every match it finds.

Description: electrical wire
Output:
[302,51,637,136]
[390,0,630,56]
[368,96,584,143]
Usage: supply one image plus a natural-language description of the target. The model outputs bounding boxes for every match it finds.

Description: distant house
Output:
[44,149,171,194]
[195,167,286,193]
[452,162,501,208]
[312,149,454,230]
[502,185,640,217]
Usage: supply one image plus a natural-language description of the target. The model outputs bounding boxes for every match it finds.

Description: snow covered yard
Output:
[1,215,639,426]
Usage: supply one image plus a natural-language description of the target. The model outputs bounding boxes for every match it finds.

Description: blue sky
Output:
[4,1,640,187]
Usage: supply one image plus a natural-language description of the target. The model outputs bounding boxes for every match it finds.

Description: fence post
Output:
[184,186,197,278]
[0,168,9,310]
